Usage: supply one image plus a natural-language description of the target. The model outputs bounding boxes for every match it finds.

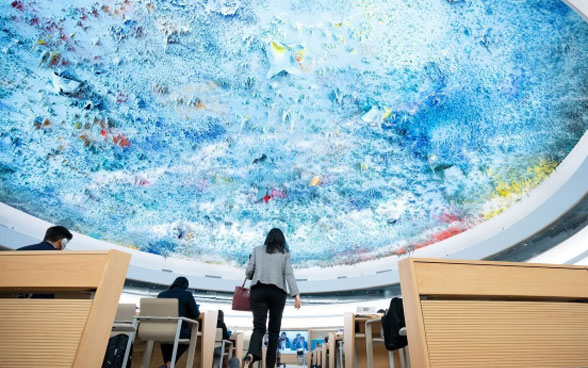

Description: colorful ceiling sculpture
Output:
[1,0,587,267]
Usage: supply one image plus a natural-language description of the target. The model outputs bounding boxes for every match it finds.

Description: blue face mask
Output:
[61,238,68,249]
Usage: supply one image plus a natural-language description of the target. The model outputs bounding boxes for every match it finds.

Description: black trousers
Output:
[161,328,190,364]
[247,283,287,368]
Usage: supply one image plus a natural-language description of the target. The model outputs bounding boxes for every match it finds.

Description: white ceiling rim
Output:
[1,1,587,293]
[564,0,588,22]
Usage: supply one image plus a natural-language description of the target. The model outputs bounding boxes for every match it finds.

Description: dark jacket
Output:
[17,241,57,251]
[16,241,58,298]
[217,320,230,340]
[158,287,200,333]
[381,297,407,351]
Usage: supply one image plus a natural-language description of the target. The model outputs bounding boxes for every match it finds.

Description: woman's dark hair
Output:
[264,228,287,254]
[217,309,224,323]
[169,276,189,290]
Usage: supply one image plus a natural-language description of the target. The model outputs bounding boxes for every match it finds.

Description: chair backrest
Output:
[214,327,226,349]
[115,303,136,323]
[215,327,224,342]
[137,298,179,342]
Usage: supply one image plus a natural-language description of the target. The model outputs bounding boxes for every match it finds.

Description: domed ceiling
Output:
[0,0,587,267]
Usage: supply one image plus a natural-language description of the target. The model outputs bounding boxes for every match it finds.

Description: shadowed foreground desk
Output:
[399,258,588,367]
[328,332,342,368]
[0,250,130,368]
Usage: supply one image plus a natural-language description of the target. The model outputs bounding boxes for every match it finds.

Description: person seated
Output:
[217,309,230,340]
[16,226,73,298]
[294,336,309,351]
[17,225,72,251]
[157,277,200,368]
[213,309,231,368]
[291,333,301,351]
[279,332,290,350]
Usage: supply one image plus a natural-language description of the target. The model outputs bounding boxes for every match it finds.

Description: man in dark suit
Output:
[157,276,200,368]
[16,226,73,298]
[17,226,73,251]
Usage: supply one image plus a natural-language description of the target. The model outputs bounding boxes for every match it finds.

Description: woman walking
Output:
[243,228,301,368]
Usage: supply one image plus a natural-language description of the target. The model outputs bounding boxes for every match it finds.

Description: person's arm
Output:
[245,249,256,280]
[284,252,301,309]
[186,292,200,319]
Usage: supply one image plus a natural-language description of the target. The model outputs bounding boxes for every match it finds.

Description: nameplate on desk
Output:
[356,306,376,314]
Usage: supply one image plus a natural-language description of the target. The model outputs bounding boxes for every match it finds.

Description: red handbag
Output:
[232,279,251,311]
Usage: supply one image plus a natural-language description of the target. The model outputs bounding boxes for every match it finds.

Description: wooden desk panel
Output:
[399,257,588,368]
[328,332,341,368]
[413,259,588,299]
[321,342,328,368]
[0,299,92,367]
[277,352,298,364]
[0,250,130,368]
[422,300,588,367]
[0,251,110,288]
[200,310,218,368]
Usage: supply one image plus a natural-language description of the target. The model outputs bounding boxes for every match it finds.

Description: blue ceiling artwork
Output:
[1,0,587,267]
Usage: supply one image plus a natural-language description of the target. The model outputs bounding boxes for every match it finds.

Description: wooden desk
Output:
[0,250,130,368]
[130,310,218,368]
[344,313,391,368]
[200,310,218,367]
[328,332,342,368]
[279,351,310,366]
[365,318,404,368]
[309,346,320,368]
[399,257,588,367]
[229,332,244,363]
[321,342,328,368]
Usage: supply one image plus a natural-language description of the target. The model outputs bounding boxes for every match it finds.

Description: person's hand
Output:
[294,295,301,309]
